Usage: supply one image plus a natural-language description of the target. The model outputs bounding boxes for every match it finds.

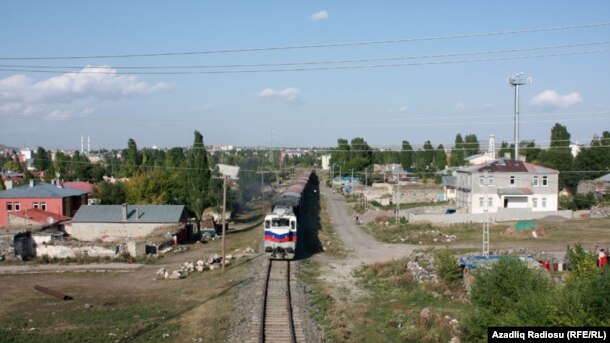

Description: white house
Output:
[455,158,559,214]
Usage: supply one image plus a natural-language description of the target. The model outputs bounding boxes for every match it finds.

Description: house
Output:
[454,158,559,214]
[216,164,240,180]
[383,167,416,184]
[576,173,610,198]
[0,181,89,228]
[68,204,188,242]
[7,208,71,231]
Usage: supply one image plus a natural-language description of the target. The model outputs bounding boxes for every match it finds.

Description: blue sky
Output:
[1,1,609,150]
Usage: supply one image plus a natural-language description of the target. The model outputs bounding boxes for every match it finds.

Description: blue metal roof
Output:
[72,205,185,223]
[0,182,88,199]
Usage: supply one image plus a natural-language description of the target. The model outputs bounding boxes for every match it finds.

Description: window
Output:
[41,202,47,211]
[14,202,20,211]
[6,202,12,211]
[487,197,493,207]
[533,198,538,208]
[479,197,484,207]
[271,218,290,227]
[510,176,516,185]
[542,198,547,208]
[533,176,539,186]
[33,202,39,209]
[291,221,296,230]
[542,176,548,187]
[488,177,494,186]
[479,176,485,186]
[265,220,270,229]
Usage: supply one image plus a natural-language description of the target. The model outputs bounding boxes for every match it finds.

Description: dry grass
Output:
[0,212,264,343]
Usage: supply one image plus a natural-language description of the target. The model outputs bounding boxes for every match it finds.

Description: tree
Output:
[400,140,414,169]
[538,123,574,189]
[125,170,172,204]
[123,138,142,177]
[574,132,610,182]
[449,134,465,166]
[93,181,126,204]
[464,134,480,156]
[33,147,50,171]
[185,130,211,225]
[461,258,557,342]
[434,144,448,171]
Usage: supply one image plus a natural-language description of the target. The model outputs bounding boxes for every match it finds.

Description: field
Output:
[0,208,264,343]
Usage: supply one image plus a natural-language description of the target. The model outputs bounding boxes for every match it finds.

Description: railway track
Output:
[249,259,305,343]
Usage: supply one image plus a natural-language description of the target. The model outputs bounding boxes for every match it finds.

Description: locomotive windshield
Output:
[271,218,290,227]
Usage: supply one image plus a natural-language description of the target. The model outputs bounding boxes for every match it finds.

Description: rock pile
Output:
[154,253,245,280]
[406,252,438,284]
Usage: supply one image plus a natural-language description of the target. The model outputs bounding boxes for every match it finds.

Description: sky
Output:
[1,1,609,151]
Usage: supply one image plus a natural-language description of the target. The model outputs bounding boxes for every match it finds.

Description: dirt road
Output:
[316,184,419,298]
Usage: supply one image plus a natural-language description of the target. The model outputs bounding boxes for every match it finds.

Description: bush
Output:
[433,249,462,290]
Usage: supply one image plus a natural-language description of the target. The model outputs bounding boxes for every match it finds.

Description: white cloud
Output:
[482,104,495,110]
[0,66,173,118]
[47,109,75,121]
[388,105,408,113]
[310,10,329,21]
[258,87,301,102]
[529,90,582,108]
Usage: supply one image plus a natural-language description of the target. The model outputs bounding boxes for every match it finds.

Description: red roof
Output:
[62,181,94,193]
[10,208,71,225]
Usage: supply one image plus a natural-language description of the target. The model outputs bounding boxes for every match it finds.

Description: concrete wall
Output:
[36,244,117,259]
[408,209,572,224]
[66,222,179,242]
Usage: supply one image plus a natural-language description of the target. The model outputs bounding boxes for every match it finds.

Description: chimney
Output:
[29,180,34,188]
[121,204,128,221]
[4,180,12,190]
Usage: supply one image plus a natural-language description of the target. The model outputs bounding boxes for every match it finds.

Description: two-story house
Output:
[455,158,559,214]
[0,181,89,228]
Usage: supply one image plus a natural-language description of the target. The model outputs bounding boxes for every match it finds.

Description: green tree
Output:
[538,123,574,189]
[125,170,172,204]
[123,138,142,177]
[185,130,211,225]
[574,132,610,182]
[462,258,557,342]
[400,140,414,169]
[93,181,126,204]
[449,134,465,166]
[464,134,480,156]
[33,147,50,171]
[434,144,447,171]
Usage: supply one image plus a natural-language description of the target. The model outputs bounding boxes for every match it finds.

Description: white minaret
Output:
[80,135,84,154]
[87,136,90,155]
[487,134,496,159]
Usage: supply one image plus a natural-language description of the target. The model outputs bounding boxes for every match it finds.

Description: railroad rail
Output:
[249,259,304,343]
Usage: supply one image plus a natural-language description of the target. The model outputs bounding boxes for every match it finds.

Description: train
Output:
[263,170,315,259]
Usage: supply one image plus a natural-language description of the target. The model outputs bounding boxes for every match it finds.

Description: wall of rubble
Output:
[591,207,610,218]
[0,235,14,260]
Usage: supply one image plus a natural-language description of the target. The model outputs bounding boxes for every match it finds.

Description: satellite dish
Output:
[47,216,54,225]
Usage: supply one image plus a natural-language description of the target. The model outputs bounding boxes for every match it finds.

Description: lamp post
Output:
[508,73,532,160]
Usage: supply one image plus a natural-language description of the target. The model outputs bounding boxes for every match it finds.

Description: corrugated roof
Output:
[10,208,71,224]
[72,205,185,223]
[72,205,184,223]
[442,176,457,186]
[0,182,88,199]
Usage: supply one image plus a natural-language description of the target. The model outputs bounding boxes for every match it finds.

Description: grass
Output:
[317,195,346,257]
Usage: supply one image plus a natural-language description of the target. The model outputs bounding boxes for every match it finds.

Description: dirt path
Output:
[315,184,419,298]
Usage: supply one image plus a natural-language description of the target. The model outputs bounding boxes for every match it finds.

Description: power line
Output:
[2,48,609,75]
[2,41,609,70]
[2,21,609,60]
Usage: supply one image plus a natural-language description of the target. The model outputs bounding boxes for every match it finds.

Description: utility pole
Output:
[213,174,229,271]
[221,175,227,271]
[395,182,400,224]
[508,73,532,160]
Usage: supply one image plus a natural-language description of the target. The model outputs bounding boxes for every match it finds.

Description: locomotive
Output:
[263,170,314,259]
